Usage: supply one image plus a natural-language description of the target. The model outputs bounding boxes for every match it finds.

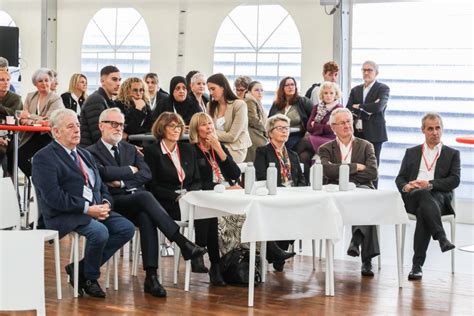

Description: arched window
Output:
[81,8,150,92]
[0,11,20,92]
[213,5,301,109]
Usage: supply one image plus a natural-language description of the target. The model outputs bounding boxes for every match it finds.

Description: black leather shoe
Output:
[144,275,167,297]
[273,260,285,272]
[65,263,84,297]
[180,240,208,261]
[191,255,209,273]
[439,237,455,253]
[408,265,423,280]
[266,241,296,263]
[209,264,226,286]
[347,241,360,257]
[361,260,374,277]
[83,279,106,298]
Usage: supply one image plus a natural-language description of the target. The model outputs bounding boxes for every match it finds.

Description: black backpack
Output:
[219,247,262,286]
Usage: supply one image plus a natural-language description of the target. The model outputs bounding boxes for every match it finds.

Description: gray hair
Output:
[31,68,53,85]
[99,107,124,122]
[50,108,77,131]
[265,114,290,134]
[191,72,206,85]
[234,75,252,89]
[362,60,379,73]
[421,112,443,129]
[0,56,8,68]
[329,108,353,125]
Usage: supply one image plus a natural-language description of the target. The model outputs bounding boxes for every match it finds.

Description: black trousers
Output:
[403,189,447,266]
[194,218,221,263]
[8,133,52,177]
[352,225,380,262]
[113,191,180,270]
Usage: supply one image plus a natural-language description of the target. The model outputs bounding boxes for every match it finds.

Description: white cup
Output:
[6,116,15,125]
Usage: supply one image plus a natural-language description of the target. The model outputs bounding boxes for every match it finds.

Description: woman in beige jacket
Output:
[244,81,267,162]
[206,73,251,163]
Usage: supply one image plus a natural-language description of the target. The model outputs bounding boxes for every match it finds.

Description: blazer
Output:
[20,91,64,146]
[61,92,86,114]
[254,143,306,186]
[269,96,313,134]
[31,141,114,238]
[208,99,252,152]
[395,144,460,215]
[87,139,152,196]
[144,141,201,219]
[0,90,22,118]
[195,142,242,190]
[346,81,390,143]
[318,137,378,188]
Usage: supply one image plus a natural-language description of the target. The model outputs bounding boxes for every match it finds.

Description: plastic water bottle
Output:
[244,162,255,194]
[266,162,277,195]
[311,158,323,190]
[339,161,350,191]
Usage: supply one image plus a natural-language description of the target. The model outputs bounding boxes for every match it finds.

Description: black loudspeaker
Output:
[0,26,19,67]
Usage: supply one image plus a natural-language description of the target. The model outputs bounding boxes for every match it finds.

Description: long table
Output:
[179,186,409,307]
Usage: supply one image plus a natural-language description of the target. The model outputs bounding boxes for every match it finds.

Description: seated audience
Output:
[188,72,209,113]
[144,72,168,112]
[234,75,252,99]
[0,56,16,92]
[318,108,379,277]
[61,73,88,118]
[244,80,268,162]
[31,108,135,298]
[395,112,459,281]
[87,108,208,297]
[207,73,251,163]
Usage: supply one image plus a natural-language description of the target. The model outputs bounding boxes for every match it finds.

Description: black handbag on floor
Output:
[219,247,262,286]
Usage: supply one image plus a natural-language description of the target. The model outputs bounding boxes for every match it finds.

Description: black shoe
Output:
[209,264,226,286]
[361,260,374,277]
[266,241,296,263]
[144,275,167,297]
[439,237,455,253]
[191,255,209,273]
[347,241,360,257]
[83,279,106,298]
[273,260,285,272]
[408,265,423,280]
[65,263,84,297]
[180,240,208,261]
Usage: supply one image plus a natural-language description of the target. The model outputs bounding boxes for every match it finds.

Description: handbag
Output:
[219,247,262,286]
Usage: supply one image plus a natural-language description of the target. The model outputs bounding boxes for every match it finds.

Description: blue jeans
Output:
[75,212,135,280]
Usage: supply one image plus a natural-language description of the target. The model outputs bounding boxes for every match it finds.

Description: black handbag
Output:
[219,247,262,286]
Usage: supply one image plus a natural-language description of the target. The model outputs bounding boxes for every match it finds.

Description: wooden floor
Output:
[2,237,474,316]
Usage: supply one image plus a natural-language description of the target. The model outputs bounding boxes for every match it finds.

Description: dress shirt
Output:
[160,140,186,182]
[417,142,443,181]
[363,80,376,104]
[336,136,354,163]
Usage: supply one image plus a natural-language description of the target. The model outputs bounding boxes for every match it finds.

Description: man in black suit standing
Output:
[395,112,460,280]
[87,107,207,297]
[32,108,135,298]
[346,60,390,183]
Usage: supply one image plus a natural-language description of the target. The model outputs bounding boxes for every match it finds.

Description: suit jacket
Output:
[318,137,378,188]
[144,141,201,219]
[346,81,390,143]
[254,143,306,186]
[87,140,152,196]
[395,144,460,215]
[31,141,114,238]
[61,92,85,114]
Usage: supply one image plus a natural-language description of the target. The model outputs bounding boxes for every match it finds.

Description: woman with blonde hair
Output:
[61,73,88,117]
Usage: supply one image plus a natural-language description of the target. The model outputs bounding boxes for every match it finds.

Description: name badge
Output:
[175,189,187,195]
[83,185,93,202]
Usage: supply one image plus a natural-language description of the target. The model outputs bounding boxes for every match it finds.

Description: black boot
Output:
[191,255,209,273]
[172,232,208,261]
[266,241,296,263]
[209,263,226,286]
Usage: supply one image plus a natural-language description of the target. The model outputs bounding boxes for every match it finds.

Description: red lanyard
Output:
[199,145,222,183]
[339,141,353,162]
[422,144,440,172]
[162,141,185,189]
[76,153,90,187]
[271,143,290,178]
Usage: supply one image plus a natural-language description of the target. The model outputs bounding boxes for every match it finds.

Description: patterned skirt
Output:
[218,215,247,255]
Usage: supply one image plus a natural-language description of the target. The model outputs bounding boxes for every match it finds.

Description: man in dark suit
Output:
[80,65,121,147]
[395,112,459,280]
[346,60,390,180]
[318,108,380,277]
[31,108,135,298]
[87,108,207,297]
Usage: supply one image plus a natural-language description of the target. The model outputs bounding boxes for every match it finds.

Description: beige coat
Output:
[244,94,267,162]
[208,99,252,163]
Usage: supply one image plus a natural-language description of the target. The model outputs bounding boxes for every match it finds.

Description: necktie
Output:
[112,145,121,166]
[71,150,80,168]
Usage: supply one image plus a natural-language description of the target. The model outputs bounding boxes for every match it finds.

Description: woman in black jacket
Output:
[61,73,87,117]
[254,113,306,271]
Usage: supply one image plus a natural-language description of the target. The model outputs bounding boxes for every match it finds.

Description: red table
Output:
[455,137,474,145]
[0,125,51,208]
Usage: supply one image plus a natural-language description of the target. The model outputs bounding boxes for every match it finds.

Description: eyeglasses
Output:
[284,83,296,87]
[132,88,145,93]
[271,126,290,132]
[101,120,125,128]
[361,68,374,73]
[166,123,184,131]
[332,120,352,127]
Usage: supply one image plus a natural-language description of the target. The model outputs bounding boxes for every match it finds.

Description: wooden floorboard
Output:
[2,238,473,315]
